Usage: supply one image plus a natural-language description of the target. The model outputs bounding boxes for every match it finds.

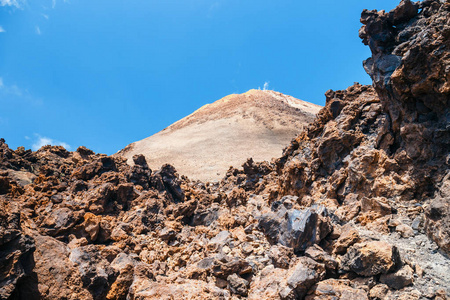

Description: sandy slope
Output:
[118,89,322,181]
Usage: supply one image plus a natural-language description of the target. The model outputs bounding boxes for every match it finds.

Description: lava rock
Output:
[341,241,400,276]
[425,172,450,254]
[69,245,118,299]
[268,245,294,269]
[305,244,338,275]
[279,257,326,299]
[305,279,369,300]
[227,273,249,296]
[0,232,36,299]
[380,265,414,290]
[332,225,361,255]
[258,204,332,253]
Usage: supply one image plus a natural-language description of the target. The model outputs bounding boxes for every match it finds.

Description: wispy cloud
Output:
[0,76,43,105]
[263,82,270,91]
[0,0,26,8]
[31,134,71,151]
[0,77,25,97]
[207,1,221,18]
[2,0,68,35]
[0,77,24,96]
[0,0,22,8]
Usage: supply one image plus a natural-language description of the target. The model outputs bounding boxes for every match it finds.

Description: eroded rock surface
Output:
[0,0,449,299]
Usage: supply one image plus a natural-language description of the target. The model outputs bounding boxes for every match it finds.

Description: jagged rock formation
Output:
[271,0,450,254]
[119,89,321,182]
[0,0,449,299]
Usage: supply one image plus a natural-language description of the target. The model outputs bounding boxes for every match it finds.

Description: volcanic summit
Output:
[119,89,321,181]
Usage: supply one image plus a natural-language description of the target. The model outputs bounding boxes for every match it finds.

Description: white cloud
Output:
[0,0,22,8]
[263,81,269,91]
[42,13,49,19]
[31,134,71,151]
[0,77,3,88]
[35,26,41,35]
[0,26,5,33]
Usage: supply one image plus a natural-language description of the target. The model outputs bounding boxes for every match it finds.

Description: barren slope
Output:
[119,89,321,181]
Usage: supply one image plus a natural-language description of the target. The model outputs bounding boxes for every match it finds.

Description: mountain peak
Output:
[119,90,321,181]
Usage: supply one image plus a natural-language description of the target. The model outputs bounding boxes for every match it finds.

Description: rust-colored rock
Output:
[341,241,400,276]
[0,0,449,299]
[305,279,369,300]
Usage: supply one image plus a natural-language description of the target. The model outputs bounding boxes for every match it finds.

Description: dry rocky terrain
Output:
[118,89,321,182]
[1,0,449,299]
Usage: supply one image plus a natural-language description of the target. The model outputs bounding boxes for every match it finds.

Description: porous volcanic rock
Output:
[0,0,449,299]
[340,241,400,276]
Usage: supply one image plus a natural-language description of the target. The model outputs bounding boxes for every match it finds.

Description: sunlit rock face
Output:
[0,1,449,299]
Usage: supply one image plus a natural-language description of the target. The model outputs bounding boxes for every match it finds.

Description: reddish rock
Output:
[380,265,414,290]
[279,257,326,299]
[332,225,361,255]
[305,279,369,300]
[0,1,449,299]
[341,241,400,276]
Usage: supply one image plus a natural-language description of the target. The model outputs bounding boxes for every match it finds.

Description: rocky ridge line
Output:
[0,0,449,299]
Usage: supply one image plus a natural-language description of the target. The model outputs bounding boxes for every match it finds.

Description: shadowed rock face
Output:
[361,0,450,162]
[0,201,37,299]
[359,0,450,254]
[0,1,449,299]
[118,89,322,182]
[274,0,450,256]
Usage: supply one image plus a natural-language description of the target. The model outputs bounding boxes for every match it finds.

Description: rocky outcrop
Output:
[0,0,449,299]
[358,0,450,252]
[0,198,36,299]
[425,171,450,253]
[274,0,450,256]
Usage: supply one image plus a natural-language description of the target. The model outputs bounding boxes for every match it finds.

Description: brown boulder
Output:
[369,284,390,300]
[380,265,414,290]
[279,257,326,300]
[425,172,450,254]
[358,197,392,224]
[268,245,294,269]
[305,279,369,300]
[340,241,400,276]
[227,273,250,296]
[106,264,134,300]
[32,234,92,299]
[332,225,361,255]
[248,266,287,299]
[305,244,338,275]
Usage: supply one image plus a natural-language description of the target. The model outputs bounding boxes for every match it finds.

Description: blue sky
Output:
[0,0,399,154]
